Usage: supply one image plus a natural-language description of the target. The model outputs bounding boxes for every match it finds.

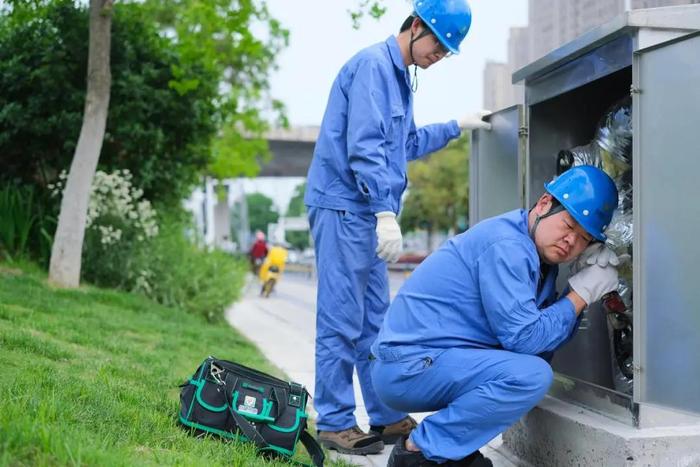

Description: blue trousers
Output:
[308,206,407,431]
[371,347,553,462]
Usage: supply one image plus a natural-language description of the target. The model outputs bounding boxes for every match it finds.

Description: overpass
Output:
[185,126,319,251]
[258,126,318,177]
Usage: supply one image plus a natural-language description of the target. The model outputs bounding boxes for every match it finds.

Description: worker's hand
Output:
[572,243,620,273]
[568,264,619,306]
[459,110,492,131]
[375,211,403,263]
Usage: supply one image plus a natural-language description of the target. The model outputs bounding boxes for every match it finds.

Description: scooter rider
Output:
[249,231,269,274]
[371,165,621,466]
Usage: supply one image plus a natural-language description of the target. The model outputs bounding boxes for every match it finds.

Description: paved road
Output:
[226,271,523,467]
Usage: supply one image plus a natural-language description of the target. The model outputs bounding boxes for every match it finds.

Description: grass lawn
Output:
[0,263,350,467]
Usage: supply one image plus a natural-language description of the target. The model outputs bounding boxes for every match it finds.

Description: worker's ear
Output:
[411,16,423,34]
[534,194,554,217]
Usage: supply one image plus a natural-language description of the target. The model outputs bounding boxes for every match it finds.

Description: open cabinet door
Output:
[469,105,524,228]
[634,31,700,415]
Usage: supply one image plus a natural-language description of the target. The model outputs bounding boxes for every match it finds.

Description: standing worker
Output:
[304,0,473,456]
[370,166,621,466]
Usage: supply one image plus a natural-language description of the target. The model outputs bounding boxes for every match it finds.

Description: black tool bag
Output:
[179,356,324,466]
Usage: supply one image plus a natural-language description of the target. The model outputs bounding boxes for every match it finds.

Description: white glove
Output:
[572,243,619,274]
[568,264,619,306]
[459,109,492,131]
[375,211,403,263]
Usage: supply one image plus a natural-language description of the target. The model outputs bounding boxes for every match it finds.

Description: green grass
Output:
[0,262,353,467]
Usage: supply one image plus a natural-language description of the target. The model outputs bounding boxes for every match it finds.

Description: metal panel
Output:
[513,18,631,85]
[469,106,522,227]
[513,5,700,85]
[526,35,633,105]
[634,32,700,415]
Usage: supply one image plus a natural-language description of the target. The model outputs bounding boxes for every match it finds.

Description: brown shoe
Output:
[317,426,384,455]
[369,416,418,444]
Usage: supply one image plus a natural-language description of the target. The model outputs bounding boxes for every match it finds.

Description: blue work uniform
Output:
[370,209,581,462]
[305,35,460,431]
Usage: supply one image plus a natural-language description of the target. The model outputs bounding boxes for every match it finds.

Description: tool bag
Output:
[179,356,324,466]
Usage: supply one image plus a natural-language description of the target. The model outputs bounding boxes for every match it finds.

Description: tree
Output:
[400,135,470,246]
[286,182,306,218]
[348,1,388,29]
[285,182,309,250]
[141,0,289,180]
[0,1,218,205]
[49,0,113,288]
[246,193,279,236]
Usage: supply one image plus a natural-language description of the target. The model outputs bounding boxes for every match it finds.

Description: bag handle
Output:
[222,369,325,466]
[223,373,269,448]
[300,430,325,467]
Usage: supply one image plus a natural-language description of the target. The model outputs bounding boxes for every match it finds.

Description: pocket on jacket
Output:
[386,104,405,150]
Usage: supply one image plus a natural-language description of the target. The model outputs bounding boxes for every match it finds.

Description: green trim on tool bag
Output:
[185,366,208,421]
[180,415,306,462]
[179,414,245,440]
[187,377,306,432]
[231,391,275,422]
[269,409,307,433]
[194,379,228,412]
[180,357,324,467]
[259,444,295,457]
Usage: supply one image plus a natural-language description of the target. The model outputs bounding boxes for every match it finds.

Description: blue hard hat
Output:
[544,165,618,241]
[414,0,472,55]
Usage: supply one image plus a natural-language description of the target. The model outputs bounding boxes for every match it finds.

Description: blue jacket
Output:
[372,209,580,360]
[304,36,460,215]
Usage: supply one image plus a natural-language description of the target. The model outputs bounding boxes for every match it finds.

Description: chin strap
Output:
[408,26,431,93]
[411,65,418,93]
[529,204,565,242]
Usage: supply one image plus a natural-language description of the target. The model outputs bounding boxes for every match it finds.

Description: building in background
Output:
[483,61,512,111]
[484,0,699,111]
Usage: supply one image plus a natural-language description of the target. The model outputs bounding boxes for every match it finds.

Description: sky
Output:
[266,0,528,127]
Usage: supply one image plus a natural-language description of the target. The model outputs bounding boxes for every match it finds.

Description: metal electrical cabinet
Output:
[471,6,700,428]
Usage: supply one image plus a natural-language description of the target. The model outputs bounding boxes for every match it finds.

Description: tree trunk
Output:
[48,0,113,288]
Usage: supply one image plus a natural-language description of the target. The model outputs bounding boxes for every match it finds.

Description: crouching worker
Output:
[370,165,621,466]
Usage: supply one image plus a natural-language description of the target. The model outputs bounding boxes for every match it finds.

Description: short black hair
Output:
[530,194,562,213]
[400,14,418,32]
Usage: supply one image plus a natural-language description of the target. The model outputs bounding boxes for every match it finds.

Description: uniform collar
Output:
[386,35,407,72]
[519,209,531,237]
[519,208,540,259]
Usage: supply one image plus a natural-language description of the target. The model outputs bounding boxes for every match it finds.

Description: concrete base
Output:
[503,396,700,467]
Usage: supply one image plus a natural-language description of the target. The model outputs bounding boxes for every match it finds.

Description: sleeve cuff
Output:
[370,199,394,214]
[561,296,579,332]
[448,120,461,138]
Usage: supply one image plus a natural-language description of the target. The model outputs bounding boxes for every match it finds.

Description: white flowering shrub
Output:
[51,169,159,287]
[51,169,158,243]
[51,170,247,320]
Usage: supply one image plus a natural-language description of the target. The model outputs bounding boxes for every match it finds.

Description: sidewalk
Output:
[226,273,524,467]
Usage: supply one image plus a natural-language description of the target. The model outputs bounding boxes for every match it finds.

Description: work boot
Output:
[317,426,384,455]
[388,435,494,467]
[387,435,437,467]
[448,451,493,467]
[369,415,418,444]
